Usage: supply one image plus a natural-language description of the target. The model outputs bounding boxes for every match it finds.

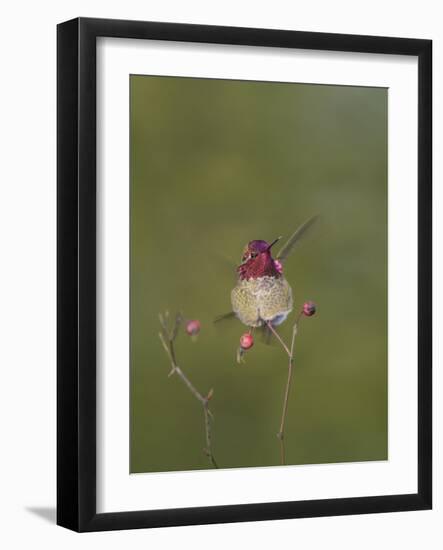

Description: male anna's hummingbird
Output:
[218,216,317,331]
[231,237,291,328]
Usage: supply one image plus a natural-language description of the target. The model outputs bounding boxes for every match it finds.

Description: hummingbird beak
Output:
[267,236,282,251]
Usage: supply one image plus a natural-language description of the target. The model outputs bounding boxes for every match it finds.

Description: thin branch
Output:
[267,311,303,465]
[158,313,218,468]
[266,323,292,357]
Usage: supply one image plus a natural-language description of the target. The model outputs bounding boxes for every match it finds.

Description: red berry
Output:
[240,332,254,350]
[303,301,316,317]
[185,319,201,336]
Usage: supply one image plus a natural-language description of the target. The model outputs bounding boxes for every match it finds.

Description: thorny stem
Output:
[267,311,303,466]
[158,312,218,469]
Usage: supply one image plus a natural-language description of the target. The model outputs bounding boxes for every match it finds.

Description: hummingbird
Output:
[216,216,317,332]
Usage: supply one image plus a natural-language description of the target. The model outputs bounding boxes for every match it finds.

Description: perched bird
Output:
[216,216,317,331]
[232,237,291,327]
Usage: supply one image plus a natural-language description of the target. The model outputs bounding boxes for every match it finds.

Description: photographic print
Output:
[58,18,432,531]
[130,75,388,474]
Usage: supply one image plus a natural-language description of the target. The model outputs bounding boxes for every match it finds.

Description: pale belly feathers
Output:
[231,276,293,328]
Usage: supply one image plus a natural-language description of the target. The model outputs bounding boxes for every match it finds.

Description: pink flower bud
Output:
[185,319,201,336]
[274,259,283,274]
[303,301,316,317]
[240,332,254,350]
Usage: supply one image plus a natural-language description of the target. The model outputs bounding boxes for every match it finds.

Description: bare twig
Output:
[267,310,303,465]
[158,312,218,468]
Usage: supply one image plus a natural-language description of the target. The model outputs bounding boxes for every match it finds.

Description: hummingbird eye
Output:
[241,247,258,263]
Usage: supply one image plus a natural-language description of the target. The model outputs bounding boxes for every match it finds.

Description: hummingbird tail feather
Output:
[257,324,278,346]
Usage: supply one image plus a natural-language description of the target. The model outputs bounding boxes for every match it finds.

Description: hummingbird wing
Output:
[211,252,238,284]
[214,311,237,324]
[276,215,318,262]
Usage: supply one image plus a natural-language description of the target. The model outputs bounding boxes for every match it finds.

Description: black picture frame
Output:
[57,17,432,532]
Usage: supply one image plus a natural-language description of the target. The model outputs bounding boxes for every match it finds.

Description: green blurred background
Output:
[130,75,387,473]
